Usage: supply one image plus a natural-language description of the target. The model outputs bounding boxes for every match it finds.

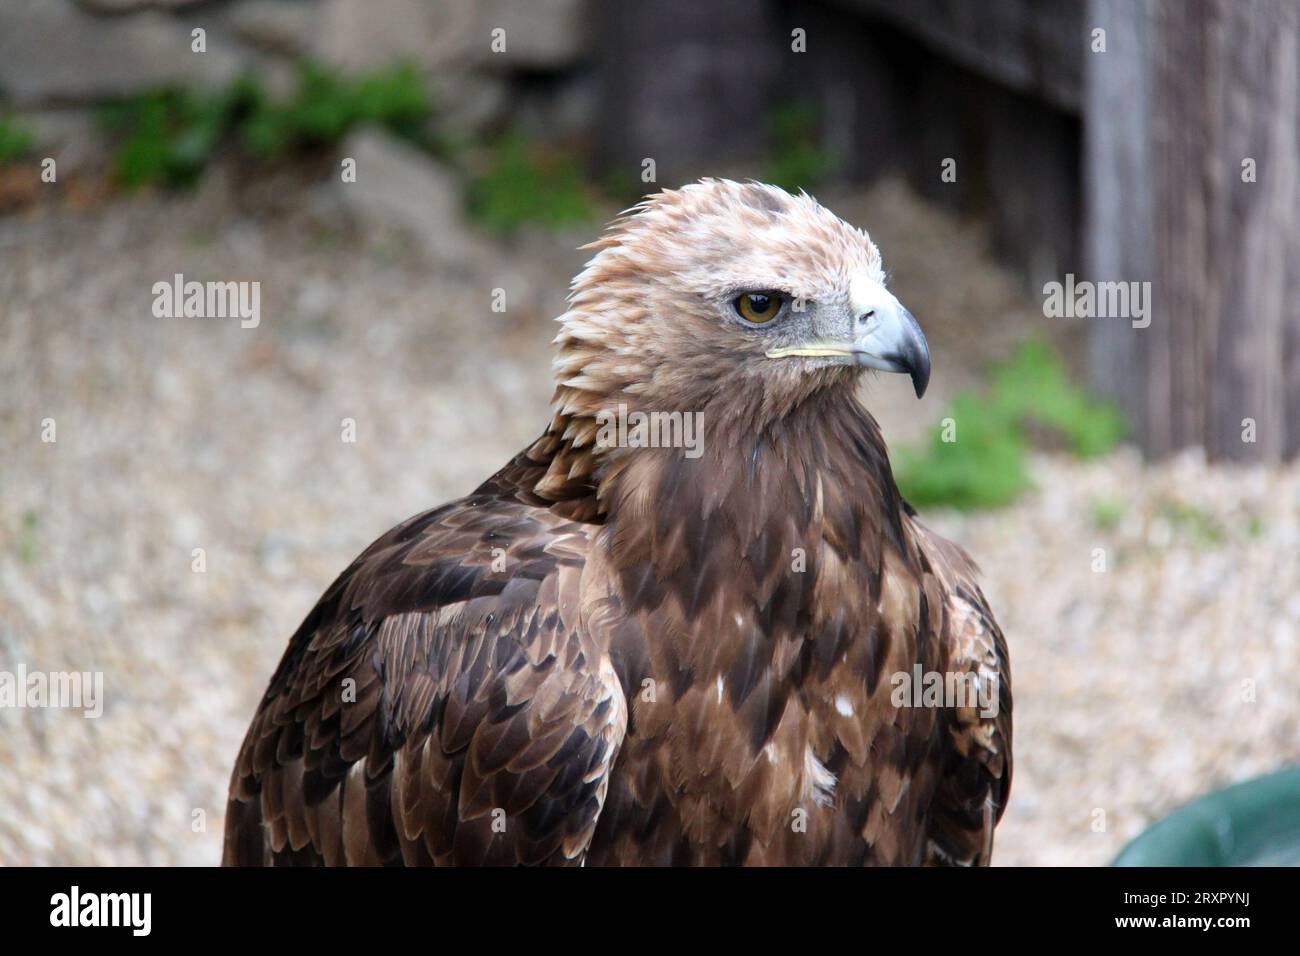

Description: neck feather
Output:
[493,385,914,620]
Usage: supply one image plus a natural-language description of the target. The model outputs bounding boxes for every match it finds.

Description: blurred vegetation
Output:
[1093,494,1257,549]
[1159,499,1227,546]
[70,68,849,234]
[467,131,596,233]
[241,63,430,156]
[19,510,39,564]
[100,87,234,187]
[764,103,835,193]
[93,63,601,234]
[0,114,35,164]
[1091,497,1126,530]
[894,338,1127,510]
[98,63,431,188]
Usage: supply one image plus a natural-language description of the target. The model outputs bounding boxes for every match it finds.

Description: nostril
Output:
[858,309,875,324]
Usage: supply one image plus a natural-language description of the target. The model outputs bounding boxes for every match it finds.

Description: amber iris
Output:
[735,292,780,324]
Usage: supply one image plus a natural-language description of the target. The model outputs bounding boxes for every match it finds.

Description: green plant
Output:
[1160,499,1226,546]
[19,510,38,564]
[1091,498,1126,530]
[893,337,1126,510]
[892,394,1032,511]
[101,86,243,187]
[241,62,430,156]
[764,103,835,193]
[988,338,1126,458]
[100,64,432,188]
[0,114,36,164]
[468,131,595,233]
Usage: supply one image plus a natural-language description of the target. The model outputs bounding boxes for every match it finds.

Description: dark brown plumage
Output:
[223,180,1011,866]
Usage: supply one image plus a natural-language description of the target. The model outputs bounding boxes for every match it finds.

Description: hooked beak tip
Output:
[910,349,931,398]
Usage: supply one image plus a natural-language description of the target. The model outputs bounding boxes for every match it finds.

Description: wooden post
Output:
[1085,0,1299,461]
[592,0,776,182]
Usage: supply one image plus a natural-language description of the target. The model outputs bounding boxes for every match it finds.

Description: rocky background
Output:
[1,0,1297,867]
[1,0,592,185]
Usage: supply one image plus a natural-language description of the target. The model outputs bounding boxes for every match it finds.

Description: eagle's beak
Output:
[851,299,931,398]
[765,293,932,398]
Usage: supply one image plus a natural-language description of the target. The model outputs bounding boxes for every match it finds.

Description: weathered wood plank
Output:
[1205,0,1299,460]
[825,0,1085,112]
[1086,0,1299,462]
[592,0,776,180]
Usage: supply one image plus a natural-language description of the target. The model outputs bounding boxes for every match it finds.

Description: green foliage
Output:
[95,66,602,236]
[1091,498,1126,531]
[764,103,835,193]
[988,338,1126,458]
[100,64,431,188]
[100,85,242,187]
[1159,499,1226,546]
[19,510,38,564]
[468,132,595,233]
[0,114,36,164]
[894,337,1126,510]
[892,394,1031,511]
[241,62,430,157]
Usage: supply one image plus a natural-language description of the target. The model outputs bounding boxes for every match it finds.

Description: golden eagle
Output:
[223,180,1012,866]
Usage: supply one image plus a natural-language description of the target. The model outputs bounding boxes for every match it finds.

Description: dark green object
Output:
[1113,766,1300,866]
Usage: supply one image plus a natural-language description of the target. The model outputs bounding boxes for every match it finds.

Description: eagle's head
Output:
[533,179,930,508]
[552,179,930,432]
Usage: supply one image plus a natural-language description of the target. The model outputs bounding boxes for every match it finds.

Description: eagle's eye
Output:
[734,292,782,325]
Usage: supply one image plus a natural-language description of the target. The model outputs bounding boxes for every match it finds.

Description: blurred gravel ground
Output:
[1,175,1296,865]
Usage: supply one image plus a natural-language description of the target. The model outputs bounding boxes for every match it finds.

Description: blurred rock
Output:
[315,0,589,75]
[78,0,205,10]
[332,128,490,267]
[510,70,598,140]
[477,0,590,70]
[434,71,511,138]
[229,0,317,58]
[315,0,478,74]
[0,0,602,165]
[0,1,243,105]
[16,109,109,178]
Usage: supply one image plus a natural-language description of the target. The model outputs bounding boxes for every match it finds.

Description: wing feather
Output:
[222,491,626,866]
[909,518,1013,867]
